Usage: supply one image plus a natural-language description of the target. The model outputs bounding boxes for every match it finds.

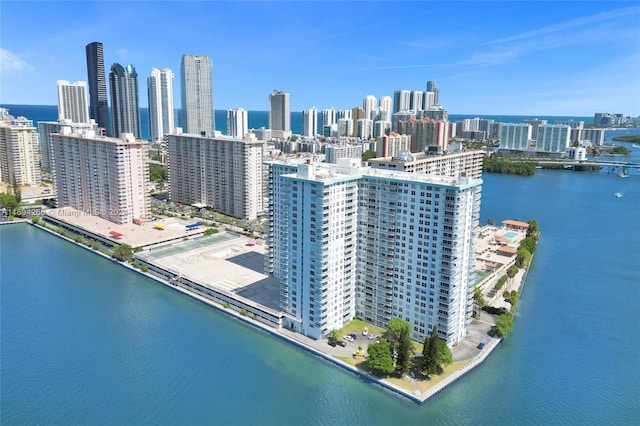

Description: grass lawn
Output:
[337,318,384,337]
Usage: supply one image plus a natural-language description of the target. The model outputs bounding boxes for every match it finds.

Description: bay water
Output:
[2,166,639,425]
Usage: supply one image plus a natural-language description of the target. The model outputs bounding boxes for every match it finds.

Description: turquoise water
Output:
[2,165,639,424]
[502,231,518,238]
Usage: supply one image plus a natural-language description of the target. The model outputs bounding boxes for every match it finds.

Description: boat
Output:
[633,144,640,148]
[618,169,629,178]
[614,192,623,198]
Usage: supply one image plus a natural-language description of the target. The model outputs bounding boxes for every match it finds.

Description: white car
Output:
[343,335,355,342]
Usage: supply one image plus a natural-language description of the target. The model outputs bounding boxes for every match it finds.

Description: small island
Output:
[612,135,640,143]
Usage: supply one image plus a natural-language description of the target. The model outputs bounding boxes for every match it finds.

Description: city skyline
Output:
[1,2,639,116]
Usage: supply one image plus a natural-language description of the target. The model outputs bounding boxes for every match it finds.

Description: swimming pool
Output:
[502,231,518,239]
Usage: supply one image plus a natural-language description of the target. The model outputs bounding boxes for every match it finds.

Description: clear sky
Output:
[1,1,639,116]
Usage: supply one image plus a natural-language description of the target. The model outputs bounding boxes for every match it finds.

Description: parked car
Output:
[477,342,485,350]
[367,333,377,340]
[336,340,346,347]
[347,333,357,340]
[344,335,355,342]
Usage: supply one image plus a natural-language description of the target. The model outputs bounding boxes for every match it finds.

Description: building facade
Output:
[375,132,411,158]
[0,110,41,186]
[302,107,318,137]
[265,159,481,344]
[56,80,89,124]
[147,67,175,142]
[167,133,264,220]
[397,118,450,152]
[181,54,214,135]
[226,108,248,139]
[38,120,98,171]
[50,129,149,224]
[536,124,570,152]
[85,42,111,135]
[109,63,141,138]
[269,90,291,138]
[500,123,532,150]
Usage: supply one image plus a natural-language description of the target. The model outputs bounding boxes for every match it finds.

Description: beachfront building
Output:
[269,90,291,139]
[536,124,570,153]
[325,144,363,164]
[369,149,485,180]
[0,109,41,186]
[226,108,248,139]
[181,54,215,136]
[500,123,532,150]
[85,42,110,135]
[147,67,175,142]
[50,128,149,224]
[579,128,606,146]
[109,63,141,139]
[302,107,318,137]
[167,132,264,220]
[56,80,89,124]
[523,119,547,140]
[265,159,481,344]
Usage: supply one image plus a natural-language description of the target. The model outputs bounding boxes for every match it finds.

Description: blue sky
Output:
[1,1,639,116]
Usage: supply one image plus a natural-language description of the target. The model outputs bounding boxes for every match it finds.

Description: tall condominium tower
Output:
[85,42,111,135]
[423,91,435,110]
[56,80,89,124]
[363,95,377,120]
[426,80,439,105]
[322,108,336,129]
[0,110,41,186]
[265,159,481,344]
[38,120,97,171]
[269,90,291,138]
[181,54,214,135]
[536,124,570,152]
[410,91,424,112]
[147,67,175,142]
[109,63,141,138]
[378,96,393,122]
[51,129,149,224]
[226,108,248,139]
[167,133,264,220]
[523,119,548,140]
[393,90,411,114]
[500,124,532,150]
[302,107,318,137]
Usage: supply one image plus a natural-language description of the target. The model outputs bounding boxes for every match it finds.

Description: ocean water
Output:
[2,165,639,424]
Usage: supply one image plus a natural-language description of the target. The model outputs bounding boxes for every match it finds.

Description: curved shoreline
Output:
[21,220,528,404]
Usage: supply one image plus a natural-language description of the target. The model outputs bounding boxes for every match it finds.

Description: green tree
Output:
[487,218,496,226]
[31,214,40,224]
[367,340,395,376]
[474,287,486,308]
[12,175,21,204]
[0,193,18,212]
[516,246,532,268]
[395,327,414,375]
[327,329,340,345]
[422,326,440,377]
[506,264,519,278]
[362,150,377,162]
[436,337,453,366]
[527,220,539,240]
[112,244,133,262]
[493,312,515,338]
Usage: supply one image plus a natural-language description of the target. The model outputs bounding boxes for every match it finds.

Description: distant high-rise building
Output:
[338,118,353,137]
[351,107,366,137]
[226,108,248,139]
[109,63,141,139]
[356,118,373,139]
[423,91,435,110]
[322,108,336,129]
[393,90,411,114]
[426,80,439,105]
[536,124,570,152]
[523,119,547,140]
[378,96,392,122]
[363,95,377,120]
[375,132,411,158]
[85,42,111,135]
[51,129,149,224]
[147,67,175,142]
[397,118,450,152]
[410,91,423,112]
[0,110,41,186]
[56,80,89,124]
[38,120,97,171]
[302,107,318,137]
[269,90,291,138]
[500,123,532,150]
[181,54,214,135]
[373,120,391,138]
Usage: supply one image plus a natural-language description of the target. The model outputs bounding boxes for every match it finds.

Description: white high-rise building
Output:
[51,129,149,224]
[363,95,377,120]
[338,118,353,137]
[168,133,264,220]
[322,108,336,129]
[38,120,98,171]
[181,54,214,135]
[226,108,248,139]
[410,91,423,112]
[379,96,392,116]
[56,80,89,124]
[269,90,290,138]
[338,109,352,120]
[536,124,570,152]
[356,118,373,139]
[265,159,481,344]
[0,111,41,186]
[147,67,175,142]
[302,107,318,137]
[423,91,435,110]
[500,123,532,150]
[393,90,411,113]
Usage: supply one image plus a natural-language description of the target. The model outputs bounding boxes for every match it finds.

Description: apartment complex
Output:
[265,159,481,344]
[56,80,89,124]
[50,129,149,224]
[0,110,41,186]
[85,42,111,135]
[38,120,98,171]
[226,108,248,139]
[269,90,291,139]
[181,54,214,135]
[368,149,485,180]
[500,124,532,150]
[147,67,175,142]
[397,118,450,152]
[536,124,570,152]
[167,133,264,220]
[109,63,141,138]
